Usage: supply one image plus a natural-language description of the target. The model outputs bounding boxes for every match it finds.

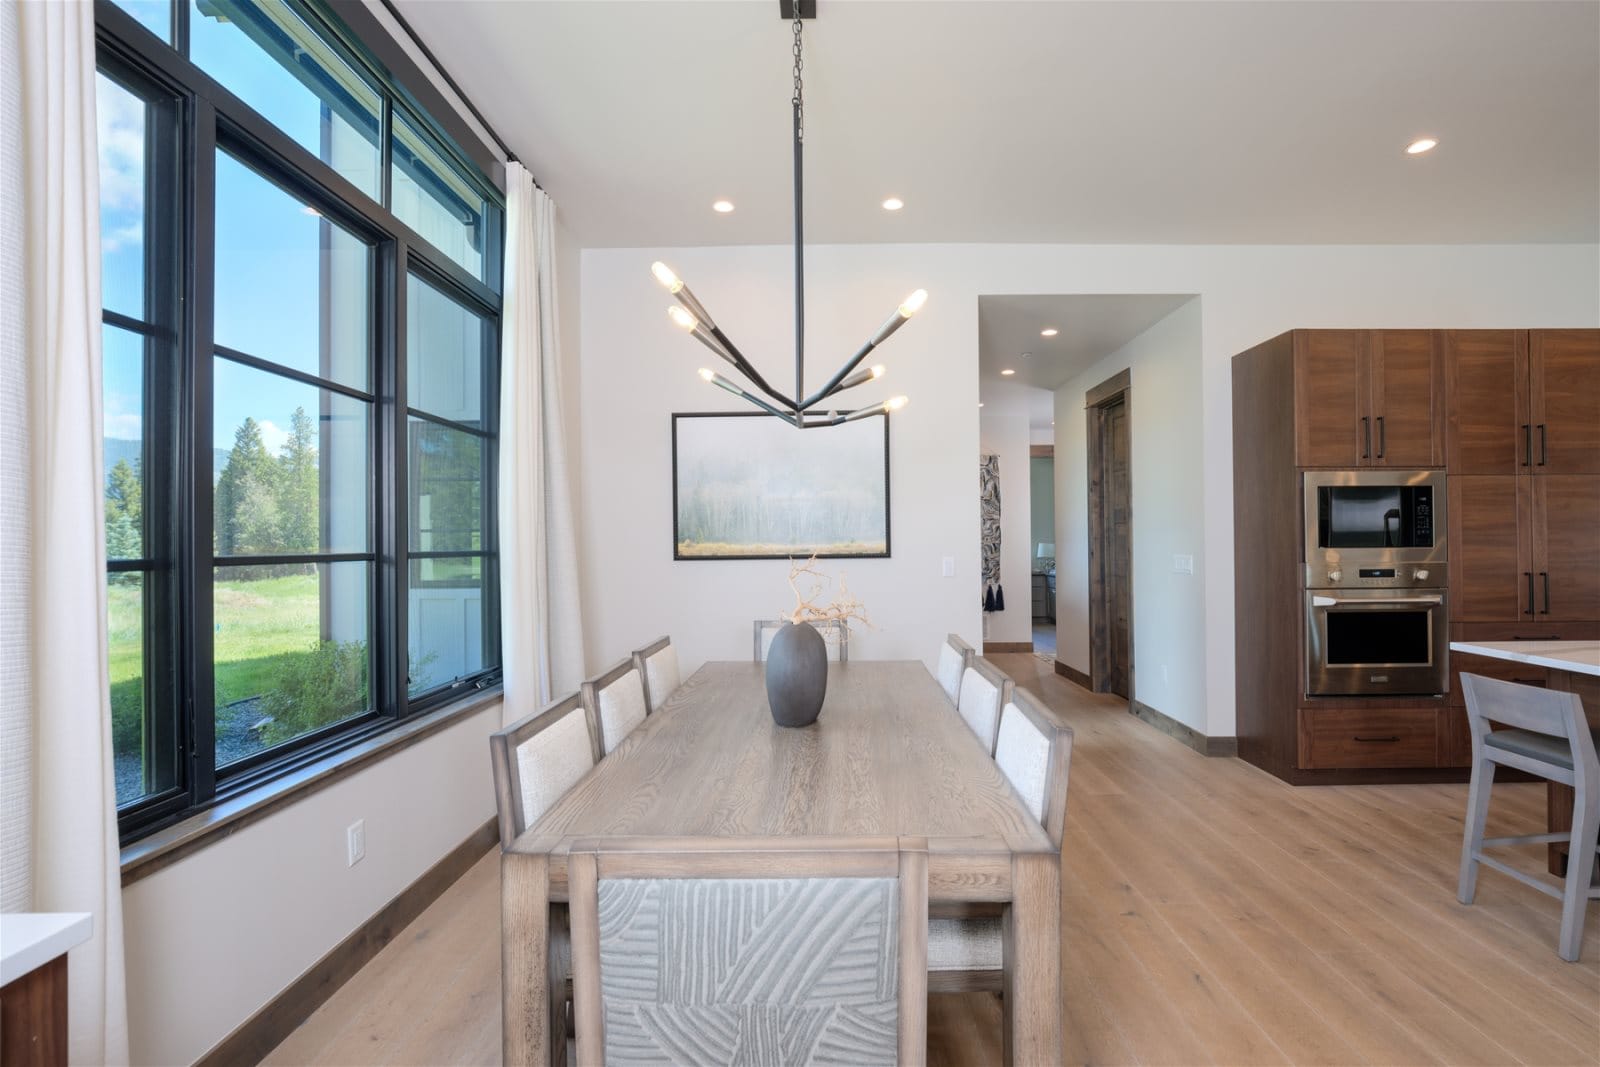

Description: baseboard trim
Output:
[195,817,498,1067]
[1053,660,1092,689]
[1130,699,1238,758]
[983,641,1033,654]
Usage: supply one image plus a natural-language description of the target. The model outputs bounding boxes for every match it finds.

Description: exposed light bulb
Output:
[1406,137,1438,155]
[884,396,909,412]
[898,289,928,318]
[870,364,886,379]
[711,199,735,213]
[1000,369,1016,376]
[882,197,904,211]
[668,306,698,331]
[651,261,684,293]
[1040,328,1058,337]
[697,368,715,382]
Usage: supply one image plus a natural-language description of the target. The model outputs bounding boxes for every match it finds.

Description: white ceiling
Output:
[978,294,1196,427]
[397,0,1599,248]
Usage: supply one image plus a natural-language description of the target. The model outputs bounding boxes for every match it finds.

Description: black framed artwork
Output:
[671,412,891,560]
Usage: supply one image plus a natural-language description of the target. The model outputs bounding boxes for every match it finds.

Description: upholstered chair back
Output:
[488,692,597,849]
[581,658,650,756]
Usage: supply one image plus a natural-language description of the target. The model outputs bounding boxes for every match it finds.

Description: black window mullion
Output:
[212,343,375,403]
[389,238,410,711]
[188,96,219,803]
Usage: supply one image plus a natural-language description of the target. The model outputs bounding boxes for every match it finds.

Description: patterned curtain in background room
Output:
[980,455,1003,612]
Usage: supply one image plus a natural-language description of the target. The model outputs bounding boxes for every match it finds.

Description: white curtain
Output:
[498,164,585,724]
[0,1,131,1062]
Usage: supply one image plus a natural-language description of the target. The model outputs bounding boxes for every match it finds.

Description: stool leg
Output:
[1458,756,1496,905]
[1558,778,1598,962]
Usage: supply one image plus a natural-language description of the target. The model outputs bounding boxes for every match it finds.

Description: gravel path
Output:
[115,697,271,803]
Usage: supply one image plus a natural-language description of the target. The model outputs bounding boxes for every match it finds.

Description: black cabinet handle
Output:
[1361,417,1371,459]
[1538,424,1547,466]
[1522,424,1532,466]
[1354,735,1401,743]
[1541,571,1551,615]
[1525,572,1535,616]
[1376,416,1385,458]
[1513,635,1560,641]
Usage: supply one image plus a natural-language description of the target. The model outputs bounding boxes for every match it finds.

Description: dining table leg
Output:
[501,850,550,1067]
[1003,850,1063,1065]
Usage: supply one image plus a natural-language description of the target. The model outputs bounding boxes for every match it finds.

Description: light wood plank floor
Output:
[266,654,1599,1065]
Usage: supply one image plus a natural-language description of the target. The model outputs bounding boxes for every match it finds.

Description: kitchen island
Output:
[1448,640,1600,874]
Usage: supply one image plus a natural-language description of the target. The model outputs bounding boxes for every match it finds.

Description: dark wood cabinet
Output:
[1533,475,1600,620]
[1447,475,1530,621]
[1446,329,1599,475]
[1294,330,1441,468]
[1299,707,1438,769]
[1529,329,1600,475]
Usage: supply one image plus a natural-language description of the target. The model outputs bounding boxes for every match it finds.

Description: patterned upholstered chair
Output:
[936,633,975,705]
[929,687,1073,993]
[753,619,849,663]
[581,657,650,757]
[568,836,928,1067]
[632,635,682,714]
[956,658,1012,755]
[488,692,599,1063]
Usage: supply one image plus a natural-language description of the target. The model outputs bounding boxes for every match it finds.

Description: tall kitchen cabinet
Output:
[1294,329,1443,468]
[1442,329,1600,764]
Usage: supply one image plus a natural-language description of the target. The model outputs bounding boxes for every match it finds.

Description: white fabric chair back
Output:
[489,692,596,848]
[754,619,848,662]
[956,662,1008,754]
[936,636,972,705]
[995,701,1050,822]
[634,637,682,713]
[583,659,650,755]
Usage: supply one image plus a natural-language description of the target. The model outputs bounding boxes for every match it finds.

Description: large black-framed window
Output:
[97,0,504,843]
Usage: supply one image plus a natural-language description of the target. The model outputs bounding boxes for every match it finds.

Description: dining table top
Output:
[512,659,1053,862]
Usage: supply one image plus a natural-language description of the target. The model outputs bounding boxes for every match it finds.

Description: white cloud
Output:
[257,419,290,455]
[104,411,142,441]
[95,73,146,217]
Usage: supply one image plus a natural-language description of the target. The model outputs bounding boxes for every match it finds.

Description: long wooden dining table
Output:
[501,659,1062,1065]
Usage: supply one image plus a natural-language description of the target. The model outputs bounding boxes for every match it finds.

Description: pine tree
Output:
[277,406,319,552]
[215,417,281,556]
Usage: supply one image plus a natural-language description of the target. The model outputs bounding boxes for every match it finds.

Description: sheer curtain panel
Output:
[498,165,585,725]
[0,0,131,1062]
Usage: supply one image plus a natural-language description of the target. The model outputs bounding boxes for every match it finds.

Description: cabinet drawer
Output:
[1300,708,1438,769]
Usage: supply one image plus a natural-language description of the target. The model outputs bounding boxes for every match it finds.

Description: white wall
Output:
[1054,299,1206,731]
[577,243,1598,731]
[979,414,1034,646]
[121,702,500,1065]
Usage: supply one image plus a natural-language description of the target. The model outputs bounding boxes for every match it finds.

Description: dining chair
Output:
[488,692,598,1064]
[580,657,650,758]
[928,688,1073,993]
[752,618,849,663]
[633,635,681,714]
[568,836,928,1066]
[1457,672,1599,962]
[956,657,1012,755]
[936,633,975,705]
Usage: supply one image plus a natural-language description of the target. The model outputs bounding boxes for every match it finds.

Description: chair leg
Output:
[1458,757,1496,905]
[1558,780,1599,962]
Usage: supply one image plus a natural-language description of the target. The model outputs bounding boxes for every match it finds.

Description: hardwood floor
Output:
[265,653,1599,1065]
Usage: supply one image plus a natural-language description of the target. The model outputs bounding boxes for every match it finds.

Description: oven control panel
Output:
[1305,564,1442,588]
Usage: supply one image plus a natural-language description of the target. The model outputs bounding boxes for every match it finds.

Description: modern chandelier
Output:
[651,2,923,428]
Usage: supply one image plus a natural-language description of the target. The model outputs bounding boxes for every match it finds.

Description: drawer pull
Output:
[1354,735,1401,743]
[1513,635,1559,641]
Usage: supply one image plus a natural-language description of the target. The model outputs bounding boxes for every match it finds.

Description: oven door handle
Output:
[1311,595,1444,608]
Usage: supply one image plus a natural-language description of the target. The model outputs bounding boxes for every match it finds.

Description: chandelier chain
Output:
[791,13,804,142]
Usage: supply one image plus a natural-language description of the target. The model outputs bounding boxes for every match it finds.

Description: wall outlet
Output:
[346,819,365,867]
[1172,554,1194,574]
[941,556,955,577]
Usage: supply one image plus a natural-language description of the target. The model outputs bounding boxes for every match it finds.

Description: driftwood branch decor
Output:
[782,556,873,636]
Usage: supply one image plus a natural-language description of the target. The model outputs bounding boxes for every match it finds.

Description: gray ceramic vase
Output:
[765,621,829,728]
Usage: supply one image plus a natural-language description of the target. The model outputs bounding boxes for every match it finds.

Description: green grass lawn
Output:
[108,573,327,750]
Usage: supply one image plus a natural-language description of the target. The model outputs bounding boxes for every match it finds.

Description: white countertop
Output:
[1,912,93,985]
[1448,640,1600,678]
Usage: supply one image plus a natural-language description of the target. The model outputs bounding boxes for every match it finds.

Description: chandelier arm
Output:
[799,339,881,409]
[704,325,798,409]
[707,371,800,426]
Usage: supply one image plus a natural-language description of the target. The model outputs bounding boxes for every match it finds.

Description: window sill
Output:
[119,686,502,887]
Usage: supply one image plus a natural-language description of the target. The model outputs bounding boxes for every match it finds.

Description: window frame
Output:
[96,0,505,844]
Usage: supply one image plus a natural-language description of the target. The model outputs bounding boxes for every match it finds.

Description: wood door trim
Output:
[1029,444,1055,458]
[1086,372,1133,702]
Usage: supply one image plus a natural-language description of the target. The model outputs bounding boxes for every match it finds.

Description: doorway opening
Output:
[1029,445,1056,657]
[1087,370,1133,699]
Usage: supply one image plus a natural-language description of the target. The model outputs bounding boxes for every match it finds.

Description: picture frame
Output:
[671,411,891,561]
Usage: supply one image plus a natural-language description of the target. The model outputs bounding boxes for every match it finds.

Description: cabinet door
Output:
[1370,330,1441,467]
[1532,474,1600,621]
[1529,329,1600,475]
[1444,330,1528,474]
[1294,330,1368,467]
[1447,475,1530,621]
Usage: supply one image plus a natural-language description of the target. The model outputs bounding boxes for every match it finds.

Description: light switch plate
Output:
[941,556,955,577]
[1173,554,1194,574]
[347,819,365,867]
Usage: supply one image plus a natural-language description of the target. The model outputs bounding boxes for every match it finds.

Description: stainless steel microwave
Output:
[1303,470,1445,585]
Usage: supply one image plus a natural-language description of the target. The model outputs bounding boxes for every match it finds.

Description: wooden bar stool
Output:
[1457,672,1600,962]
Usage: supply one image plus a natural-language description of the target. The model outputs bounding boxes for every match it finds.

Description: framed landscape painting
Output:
[672,412,891,560]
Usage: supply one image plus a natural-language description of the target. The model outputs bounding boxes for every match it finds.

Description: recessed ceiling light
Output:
[712,199,735,213]
[978,402,985,408]
[1040,328,1058,337]
[881,197,904,211]
[1000,368,1015,376]
[1405,138,1438,155]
